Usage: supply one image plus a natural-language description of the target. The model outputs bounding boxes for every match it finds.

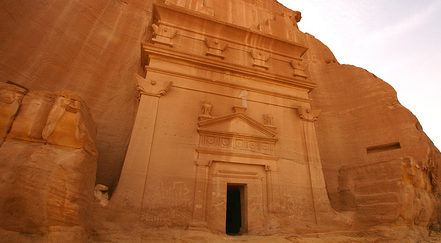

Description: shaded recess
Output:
[226,184,246,235]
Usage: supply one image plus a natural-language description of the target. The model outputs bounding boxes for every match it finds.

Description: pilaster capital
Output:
[195,160,212,167]
[134,74,173,97]
[298,106,321,122]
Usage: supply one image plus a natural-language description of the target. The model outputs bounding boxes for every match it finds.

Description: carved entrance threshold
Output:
[190,105,280,233]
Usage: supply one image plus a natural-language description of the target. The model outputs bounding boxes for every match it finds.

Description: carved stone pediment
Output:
[198,112,277,155]
[198,112,276,138]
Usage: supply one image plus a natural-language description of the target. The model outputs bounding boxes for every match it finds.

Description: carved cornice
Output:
[150,3,310,78]
[143,43,316,91]
[144,66,313,104]
[198,129,278,143]
[198,112,277,137]
[152,3,309,57]
[196,147,279,161]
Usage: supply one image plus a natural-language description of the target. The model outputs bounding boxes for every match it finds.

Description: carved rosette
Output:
[199,132,276,155]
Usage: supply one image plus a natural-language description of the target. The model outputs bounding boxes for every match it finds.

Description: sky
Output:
[277,0,441,149]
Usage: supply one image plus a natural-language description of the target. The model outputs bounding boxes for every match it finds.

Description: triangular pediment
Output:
[198,113,276,138]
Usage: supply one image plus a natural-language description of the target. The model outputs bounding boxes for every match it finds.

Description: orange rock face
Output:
[0,0,440,242]
[0,83,98,241]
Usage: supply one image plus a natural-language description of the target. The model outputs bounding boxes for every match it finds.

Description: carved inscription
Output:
[281,186,312,218]
[142,180,192,226]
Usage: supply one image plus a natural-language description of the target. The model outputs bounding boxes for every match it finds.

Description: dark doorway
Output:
[226,184,246,235]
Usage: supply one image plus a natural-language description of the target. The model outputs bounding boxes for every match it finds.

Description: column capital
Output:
[298,106,321,122]
[195,160,212,166]
[134,74,173,97]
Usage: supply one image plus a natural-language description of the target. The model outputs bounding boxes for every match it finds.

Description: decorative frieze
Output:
[199,132,276,155]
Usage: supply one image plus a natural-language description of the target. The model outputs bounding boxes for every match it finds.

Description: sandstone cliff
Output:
[0,82,98,242]
[0,0,440,242]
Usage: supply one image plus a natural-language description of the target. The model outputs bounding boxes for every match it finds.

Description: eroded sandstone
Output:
[0,0,440,242]
[0,83,98,242]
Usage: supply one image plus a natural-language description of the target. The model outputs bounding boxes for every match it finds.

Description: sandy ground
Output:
[90,228,441,243]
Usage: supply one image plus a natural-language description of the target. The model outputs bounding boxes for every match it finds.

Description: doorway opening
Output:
[226,184,246,235]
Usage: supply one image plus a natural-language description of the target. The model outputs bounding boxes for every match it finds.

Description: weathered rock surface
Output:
[303,35,441,230]
[0,0,147,191]
[0,83,98,242]
[0,0,440,242]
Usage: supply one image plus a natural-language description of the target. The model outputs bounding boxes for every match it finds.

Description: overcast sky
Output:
[277,0,441,149]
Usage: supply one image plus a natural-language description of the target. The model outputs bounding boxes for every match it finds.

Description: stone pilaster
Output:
[298,106,335,224]
[111,75,172,212]
[188,160,212,231]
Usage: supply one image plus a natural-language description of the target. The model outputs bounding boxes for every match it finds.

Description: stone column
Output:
[265,165,274,212]
[298,106,335,224]
[188,159,211,231]
[111,75,172,212]
[267,165,280,212]
[265,165,281,212]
